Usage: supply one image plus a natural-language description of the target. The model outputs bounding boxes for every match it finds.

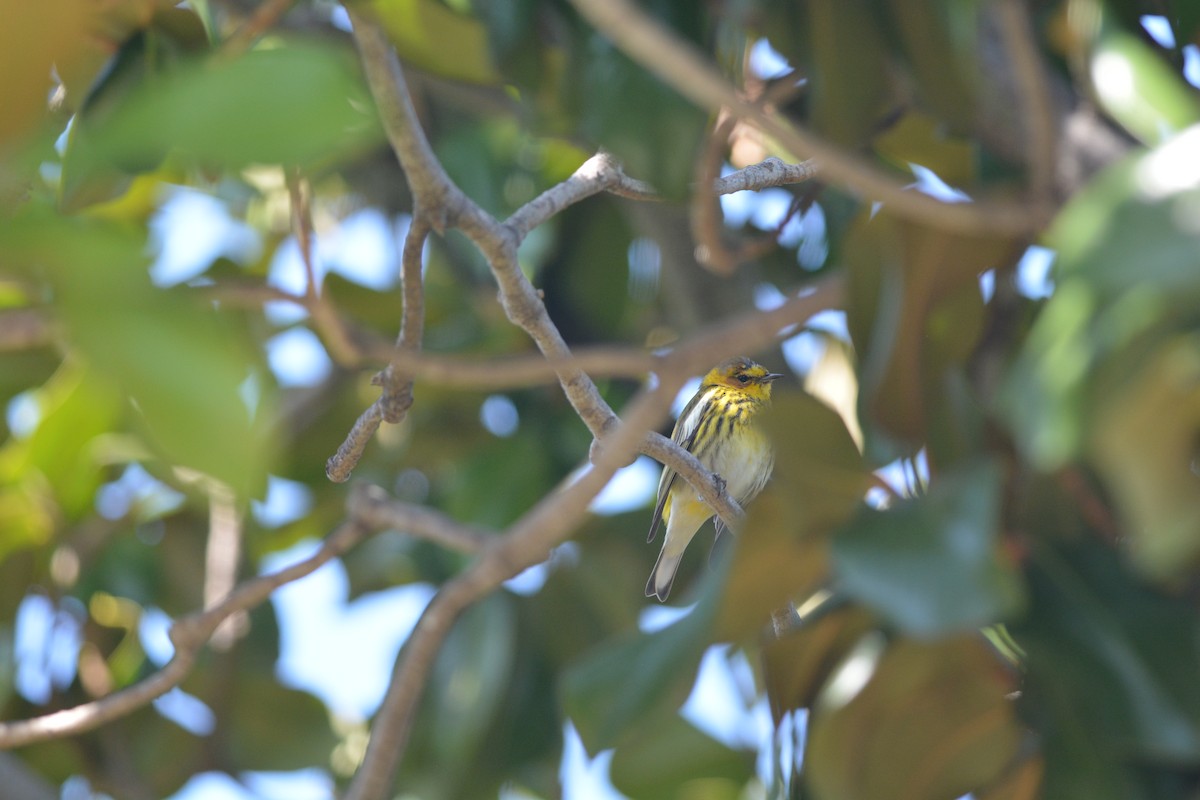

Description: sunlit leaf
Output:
[1091,31,1200,145]
[370,0,498,85]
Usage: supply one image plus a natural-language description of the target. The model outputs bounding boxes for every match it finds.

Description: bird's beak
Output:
[764,373,784,383]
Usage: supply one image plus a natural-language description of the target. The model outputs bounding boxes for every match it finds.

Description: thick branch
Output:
[568,0,1042,236]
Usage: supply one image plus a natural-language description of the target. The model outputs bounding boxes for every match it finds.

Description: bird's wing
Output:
[646,387,711,543]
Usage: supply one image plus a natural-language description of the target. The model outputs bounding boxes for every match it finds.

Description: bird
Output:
[645,356,782,602]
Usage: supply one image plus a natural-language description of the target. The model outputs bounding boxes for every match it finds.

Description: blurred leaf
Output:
[879,0,979,133]
[75,39,382,180]
[227,674,337,771]
[401,592,562,799]
[833,460,1025,637]
[541,201,633,342]
[1091,31,1200,145]
[1091,335,1200,577]
[807,0,893,147]
[874,112,976,186]
[717,392,868,639]
[371,0,498,85]
[1014,542,1200,768]
[975,755,1043,800]
[763,605,875,720]
[0,0,160,149]
[18,364,123,519]
[847,211,1011,445]
[430,593,517,765]
[574,34,707,197]
[58,5,209,210]
[609,713,755,800]
[806,635,1022,800]
[1002,126,1200,470]
[1170,1,1200,44]
[562,592,716,754]
[445,430,553,527]
[0,210,274,497]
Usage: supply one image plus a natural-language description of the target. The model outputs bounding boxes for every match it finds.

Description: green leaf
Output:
[807,0,893,147]
[846,211,1011,446]
[0,210,273,496]
[561,592,716,754]
[574,34,707,198]
[82,39,382,174]
[1091,335,1200,577]
[226,675,338,771]
[1091,31,1200,145]
[878,0,979,134]
[832,460,1025,637]
[1002,127,1200,470]
[429,593,518,766]
[806,635,1022,800]
[608,713,755,800]
[1013,541,1200,767]
[371,0,499,85]
[19,364,123,519]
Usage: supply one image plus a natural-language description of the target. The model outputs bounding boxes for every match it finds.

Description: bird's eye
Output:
[735,373,750,384]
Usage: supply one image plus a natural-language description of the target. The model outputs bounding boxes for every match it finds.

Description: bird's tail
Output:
[645,549,683,602]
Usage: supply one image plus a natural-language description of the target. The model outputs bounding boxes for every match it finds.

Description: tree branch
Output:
[0,484,488,749]
[342,273,843,799]
[343,361,690,800]
[567,0,1042,236]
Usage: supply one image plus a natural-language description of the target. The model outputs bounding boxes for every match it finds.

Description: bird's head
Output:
[703,356,784,401]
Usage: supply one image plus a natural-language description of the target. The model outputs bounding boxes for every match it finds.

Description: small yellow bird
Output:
[646,356,782,601]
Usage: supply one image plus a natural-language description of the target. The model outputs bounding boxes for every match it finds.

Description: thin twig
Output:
[346,483,491,555]
[506,151,625,241]
[326,400,385,483]
[286,169,360,366]
[203,481,245,650]
[567,0,1041,236]
[378,215,430,423]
